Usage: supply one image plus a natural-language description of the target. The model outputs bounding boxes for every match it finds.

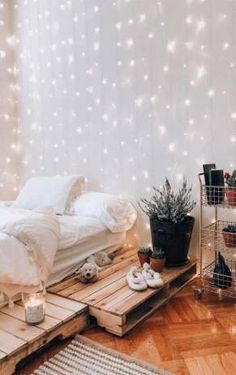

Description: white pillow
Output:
[71,192,137,233]
[14,175,86,215]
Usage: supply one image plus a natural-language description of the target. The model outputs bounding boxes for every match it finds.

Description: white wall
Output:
[0,0,19,199]
[13,0,236,247]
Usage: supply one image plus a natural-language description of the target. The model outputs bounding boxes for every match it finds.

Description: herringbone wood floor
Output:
[16,281,236,375]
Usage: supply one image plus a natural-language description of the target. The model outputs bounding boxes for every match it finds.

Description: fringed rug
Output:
[33,335,173,375]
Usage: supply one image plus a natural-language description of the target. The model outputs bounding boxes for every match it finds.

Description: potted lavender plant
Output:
[139,178,196,267]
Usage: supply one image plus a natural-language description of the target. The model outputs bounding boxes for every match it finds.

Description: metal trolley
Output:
[198,173,236,299]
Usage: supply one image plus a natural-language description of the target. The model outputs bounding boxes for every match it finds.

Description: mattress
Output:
[48,215,126,285]
[0,215,126,307]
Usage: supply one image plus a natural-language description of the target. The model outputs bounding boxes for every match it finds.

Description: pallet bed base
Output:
[0,294,87,375]
[49,247,197,337]
[91,262,197,336]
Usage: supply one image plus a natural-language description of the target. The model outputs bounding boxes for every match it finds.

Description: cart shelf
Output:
[199,173,236,299]
[201,184,236,208]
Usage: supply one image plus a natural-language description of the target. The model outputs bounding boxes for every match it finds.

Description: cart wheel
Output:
[192,286,204,299]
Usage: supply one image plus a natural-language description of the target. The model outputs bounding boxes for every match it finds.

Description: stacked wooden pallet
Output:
[0,293,87,375]
[49,247,197,336]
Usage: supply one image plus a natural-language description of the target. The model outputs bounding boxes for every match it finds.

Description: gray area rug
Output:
[33,335,173,375]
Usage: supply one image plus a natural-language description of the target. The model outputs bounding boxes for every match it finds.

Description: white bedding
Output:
[49,226,125,285]
[57,215,112,250]
[0,206,60,299]
[0,206,126,303]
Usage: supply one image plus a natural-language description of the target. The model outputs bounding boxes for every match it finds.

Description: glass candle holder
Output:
[24,292,45,325]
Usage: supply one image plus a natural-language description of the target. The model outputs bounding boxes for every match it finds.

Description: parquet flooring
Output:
[16,281,236,375]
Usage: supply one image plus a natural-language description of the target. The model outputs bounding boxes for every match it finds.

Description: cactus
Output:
[138,246,152,255]
[151,247,165,259]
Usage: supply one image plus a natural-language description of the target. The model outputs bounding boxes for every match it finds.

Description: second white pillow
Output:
[71,192,137,233]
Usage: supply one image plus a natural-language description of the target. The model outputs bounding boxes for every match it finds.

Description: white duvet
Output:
[0,206,60,299]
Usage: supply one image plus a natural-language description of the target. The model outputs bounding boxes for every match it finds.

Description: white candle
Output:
[25,294,45,324]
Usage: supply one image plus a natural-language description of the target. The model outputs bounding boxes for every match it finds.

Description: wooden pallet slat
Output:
[0,350,7,362]
[72,263,135,302]
[0,312,44,342]
[2,303,61,331]
[83,277,127,305]
[48,247,136,296]
[43,301,77,321]
[96,285,135,311]
[0,329,26,355]
[45,293,85,312]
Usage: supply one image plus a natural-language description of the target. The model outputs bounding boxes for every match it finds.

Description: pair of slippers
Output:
[126,263,164,291]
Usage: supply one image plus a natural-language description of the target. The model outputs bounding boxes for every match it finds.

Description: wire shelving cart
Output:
[198,173,236,299]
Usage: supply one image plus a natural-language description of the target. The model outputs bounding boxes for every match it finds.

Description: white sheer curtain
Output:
[0,1,19,199]
[15,0,236,201]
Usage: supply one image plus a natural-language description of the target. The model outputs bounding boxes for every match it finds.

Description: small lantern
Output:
[23,292,45,325]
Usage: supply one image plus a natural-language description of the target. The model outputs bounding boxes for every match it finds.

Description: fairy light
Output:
[0,0,234,210]
[208,89,215,97]
[167,40,177,53]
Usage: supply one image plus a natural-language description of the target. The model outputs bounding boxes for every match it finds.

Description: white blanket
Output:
[0,206,60,299]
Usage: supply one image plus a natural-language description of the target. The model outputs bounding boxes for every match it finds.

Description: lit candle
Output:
[24,293,45,325]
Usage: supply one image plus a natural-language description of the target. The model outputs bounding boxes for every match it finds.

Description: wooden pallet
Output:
[0,293,87,375]
[49,247,197,336]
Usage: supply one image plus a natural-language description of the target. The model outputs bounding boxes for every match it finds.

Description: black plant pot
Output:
[150,216,195,267]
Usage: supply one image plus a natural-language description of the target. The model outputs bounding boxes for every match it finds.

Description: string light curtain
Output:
[0,1,19,199]
[14,0,236,201]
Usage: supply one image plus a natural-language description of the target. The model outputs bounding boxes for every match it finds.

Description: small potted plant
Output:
[222,225,236,248]
[150,247,166,272]
[137,247,152,266]
[224,171,236,207]
[139,178,196,266]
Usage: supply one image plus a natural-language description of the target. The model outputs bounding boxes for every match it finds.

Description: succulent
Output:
[223,225,236,233]
[225,170,236,188]
[139,178,196,223]
[138,246,152,255]
[151,247,165,259]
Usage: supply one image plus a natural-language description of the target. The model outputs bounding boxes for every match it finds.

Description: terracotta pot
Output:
[223,231,236,248]
[138,253,150,266]
[225,188,236,207]
[150,257,166,273]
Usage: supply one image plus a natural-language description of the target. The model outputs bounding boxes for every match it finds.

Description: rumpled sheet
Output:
[0,206,60,299]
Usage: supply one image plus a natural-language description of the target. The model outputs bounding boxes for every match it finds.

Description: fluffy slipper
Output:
[142,263,164,288]
[126,266,148,291]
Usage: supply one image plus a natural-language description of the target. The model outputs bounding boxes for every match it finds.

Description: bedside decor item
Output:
[126,266,148,291]
[209,169,225,204]
[222,225,236,248]
[75,262,99,283]
[203,164,225,205]
[213,252,232,289]
[137,246,152,266]
[23,292,45,325]
[139,178,196,266]
[142,263,164,288]
[203,164,216,186]
[203,164,219,205]
[150,247,166,272]
[224,170,236,207]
